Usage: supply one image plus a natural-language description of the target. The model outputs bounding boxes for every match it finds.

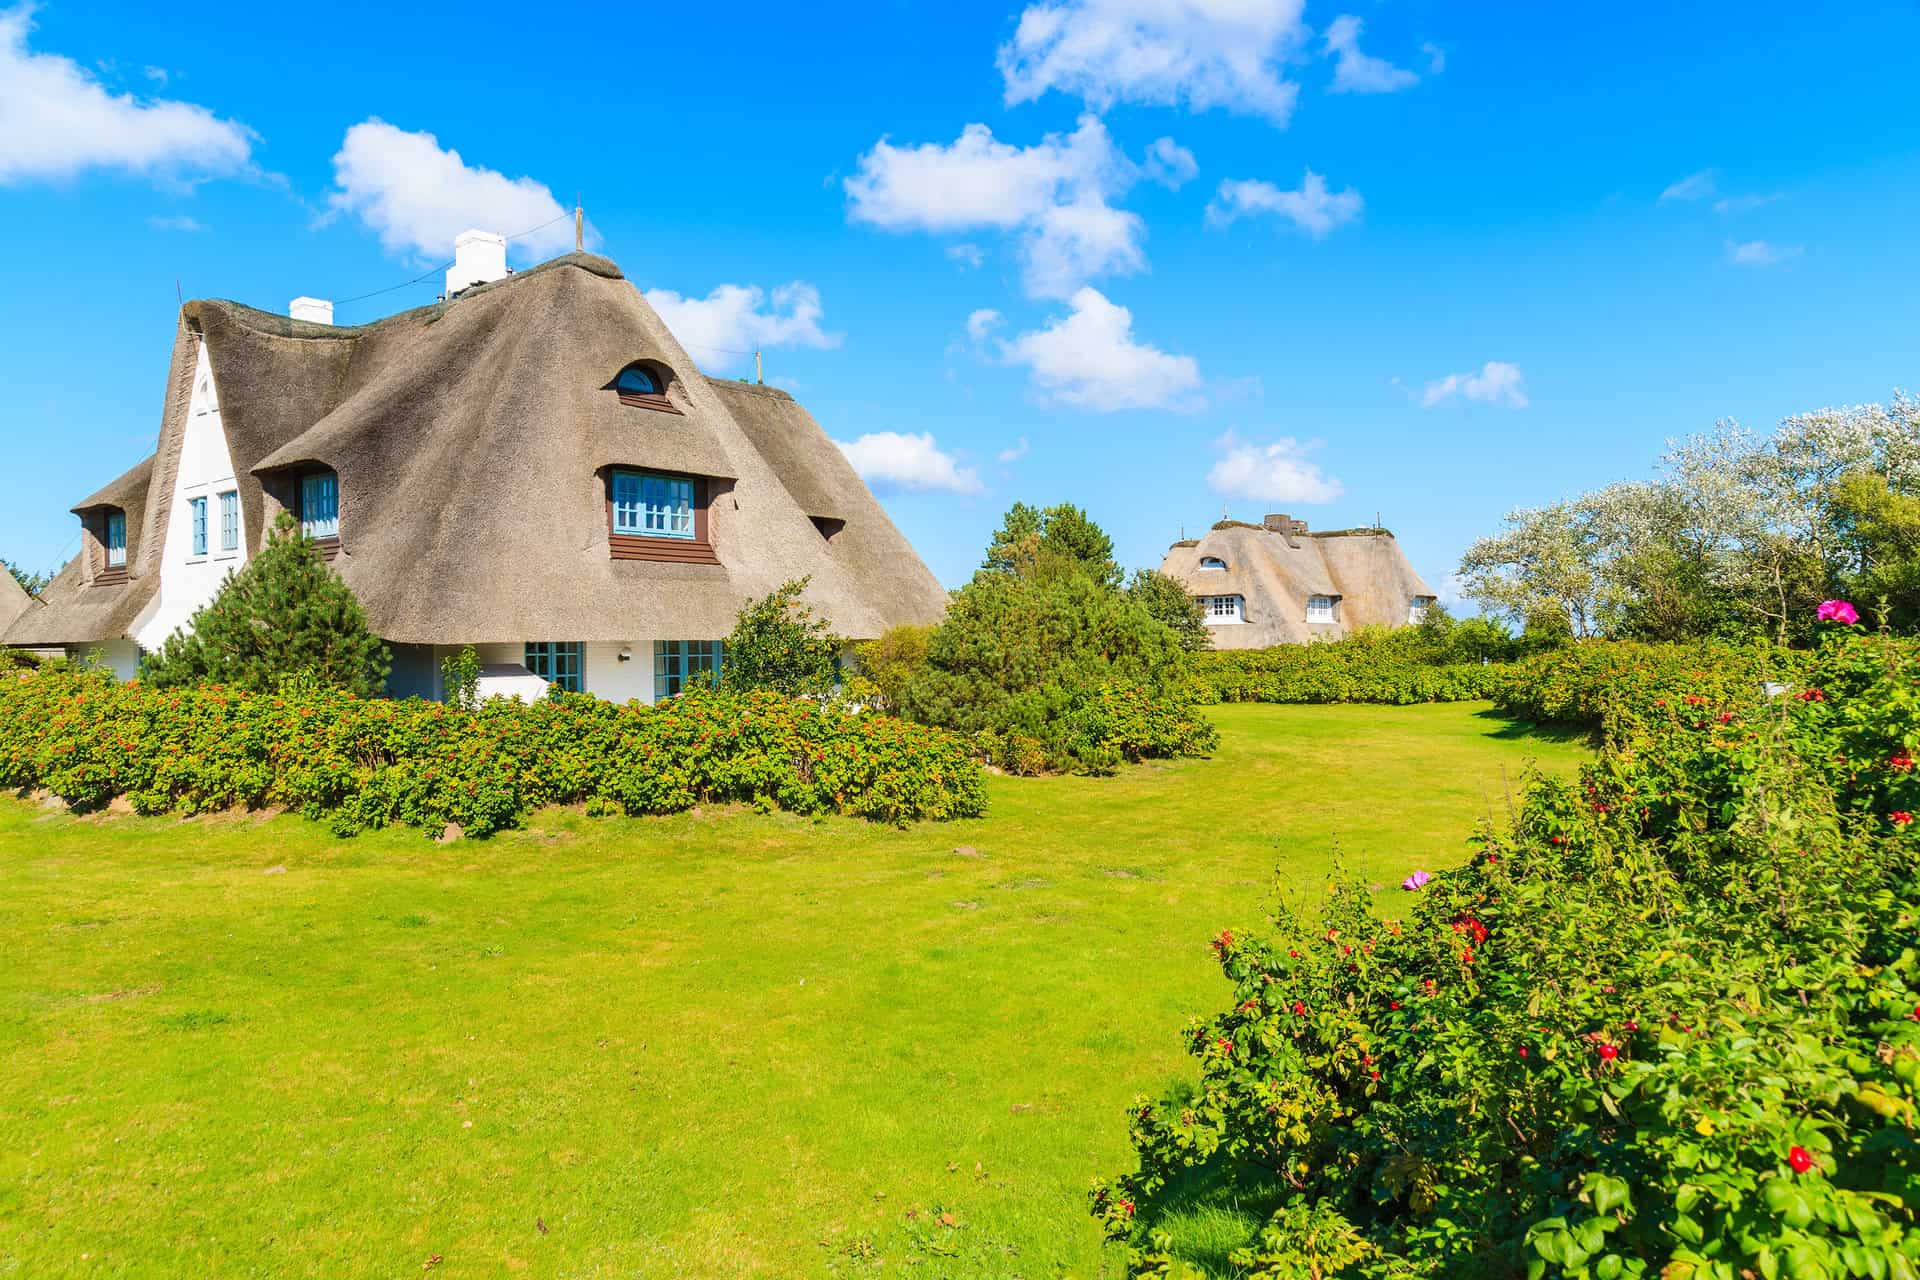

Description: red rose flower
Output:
[1597,1044,1618,1061]
[1787,1146,1814,1174]
[1892,811,1913,825]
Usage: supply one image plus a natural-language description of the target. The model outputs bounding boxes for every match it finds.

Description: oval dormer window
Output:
[1198,556,1227,571]
[612,363,680,413]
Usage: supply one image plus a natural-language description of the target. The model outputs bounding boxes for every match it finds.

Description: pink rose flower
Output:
[1816,600,1859,625]
[1401,870,1432,891]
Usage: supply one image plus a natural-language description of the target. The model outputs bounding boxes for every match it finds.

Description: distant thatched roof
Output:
[0,568,33,637]
[3,252,949,649]
[1160,522,1434,648]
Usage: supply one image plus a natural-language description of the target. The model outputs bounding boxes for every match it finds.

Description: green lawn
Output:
[0,703,1586,1279]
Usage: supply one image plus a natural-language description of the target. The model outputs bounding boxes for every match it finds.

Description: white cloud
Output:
[966,308,1004,343]
[1323,15,1418,94]
[1421,41,1446,73]
[999,436,1031,463]
[946,242,987,268]
[1713,192,1781,215]
[1726,239,1803,267]
[1207,170,1362,237]
[644,282,842,373]
[326,119,575,262]
[1420,360,1528,409]
[148,213,204,232]
[835,431,983,495]
[1206,432,1344,503]
[998,0,1309,126]
[0,6,254,185]
[846,115,1175,299]
[999,287,1203,412]
[1659,169,1717,203]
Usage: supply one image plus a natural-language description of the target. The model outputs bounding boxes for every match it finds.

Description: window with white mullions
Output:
[654,640,723,700]
[524,641,585,693]
[1199,594,1243,624]
[219,491,239,552]
[300,471,339,539]
[105,511,126,567]
[613,470,695,539]
[1307,594,1338,624]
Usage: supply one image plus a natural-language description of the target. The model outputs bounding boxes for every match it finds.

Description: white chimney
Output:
[446,229,507,296]
[289,296,334,325]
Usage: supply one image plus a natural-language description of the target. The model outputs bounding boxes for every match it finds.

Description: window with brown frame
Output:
[610,363,681,414]
[605,468,719,565]
[90,508,129,584]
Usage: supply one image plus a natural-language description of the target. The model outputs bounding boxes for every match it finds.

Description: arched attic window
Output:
[610,362,680,414]
[1198,555,1227,570]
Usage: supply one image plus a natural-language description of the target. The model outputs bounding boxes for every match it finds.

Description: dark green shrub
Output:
[0,671,986,835]
[1189,627,1508,706]
[1492,640,1809,738]
[139,514,390,696]
[849,623,934,715]
[720,577,842,697]
[1094,618,1920,1278]
[1129,569,1211,654]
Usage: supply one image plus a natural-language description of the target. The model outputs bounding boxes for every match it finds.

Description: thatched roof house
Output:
[0,569,33,638]
[1,239,949,700]
[1159,514,1436,648]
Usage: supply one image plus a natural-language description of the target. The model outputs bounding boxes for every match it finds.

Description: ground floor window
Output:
[1199,594,1244,623]
[1409,594,1437,624]
[525,641,584,692]
[654,640,723,700]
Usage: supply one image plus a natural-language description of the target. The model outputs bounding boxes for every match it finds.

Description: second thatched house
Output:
[0,570,32,640]
[2,234,950,700]
[1159,514,1436,648]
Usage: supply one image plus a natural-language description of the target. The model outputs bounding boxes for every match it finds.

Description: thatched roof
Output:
[5,454,159,648]
[1159,522,1434,648]
[0,568,33,637]
[3,252,949,649]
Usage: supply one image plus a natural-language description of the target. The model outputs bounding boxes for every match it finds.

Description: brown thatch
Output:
[3,251,950,651]
[0,568,33,637]
[1159,521,1434,648]
[6,455,158,647]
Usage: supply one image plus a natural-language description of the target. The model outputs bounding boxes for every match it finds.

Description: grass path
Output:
[0,704,1586,1278]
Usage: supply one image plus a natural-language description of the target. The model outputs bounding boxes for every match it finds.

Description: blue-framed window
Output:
[300,471,339,539]
[654,640,722,701]
[218,491,239,551]
[612,470,695,540]
[525,642,584,693]
[616,365,661,395]
[189,496,208,556]
[105,511,126,567]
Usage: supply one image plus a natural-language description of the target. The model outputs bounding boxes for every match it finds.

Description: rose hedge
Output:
[1491,641,1812,738]
[1095,621,1920,1279]
[0,669,987,836]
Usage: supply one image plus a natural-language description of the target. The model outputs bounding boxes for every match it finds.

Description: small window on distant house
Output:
[612,470,695,539]
[1307,594,1338,624]
[525,642,584,693]
[299,471,339,540]
[219,491,239,552]
[1198,556,1227,571]
[1200,594,1243,623]
[1409,595,1437,624]
[654,640,723,700]
[189,496,208,557]
[105,511,127,568]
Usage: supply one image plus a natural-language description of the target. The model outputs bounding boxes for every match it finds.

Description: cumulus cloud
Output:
[835,431,983,495]
[997,0,1309,126]
[0,6,254,185]
[1420,360,1528,409]
[846,115,1180,299]
[999,287,1203,412]
[326,119,575,261]
[1323,15,1418,94]
[1726,239,1803,267]
[644,282,842,373]
[1207,170,1362,238]
[966,308,1004,343]
[1206,432,1344,503]
[1659,169,1717,203]
[999,436,1031,463]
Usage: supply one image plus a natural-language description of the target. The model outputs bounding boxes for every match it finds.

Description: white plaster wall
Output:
[131,344,248,651]
[468,640,658,704]
[70,640,140,681]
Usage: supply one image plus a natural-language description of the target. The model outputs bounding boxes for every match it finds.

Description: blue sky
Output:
[3,1,1918,595]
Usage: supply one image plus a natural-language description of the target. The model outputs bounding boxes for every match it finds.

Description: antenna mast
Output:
[754,348,763,385]
[574,196,584,253]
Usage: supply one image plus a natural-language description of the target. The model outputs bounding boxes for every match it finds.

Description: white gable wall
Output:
[131,343,248,652]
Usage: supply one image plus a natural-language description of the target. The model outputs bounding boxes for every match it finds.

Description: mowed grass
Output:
[0,704,1586,1279]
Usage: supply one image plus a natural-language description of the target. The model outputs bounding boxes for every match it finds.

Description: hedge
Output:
[1491,640,1811,737]
[1094,619,1920,1277]
[0,669,987,836]
[1188,645,1508,705]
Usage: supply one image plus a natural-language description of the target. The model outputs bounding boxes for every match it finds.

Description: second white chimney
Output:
[289,296,334,325]
[446,229,507,296]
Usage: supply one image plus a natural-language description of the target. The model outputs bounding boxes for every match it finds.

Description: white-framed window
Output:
[1409,595,1437,624]
[300,471,339,540]
[1200,594,1244,624]
[1306,594,1338,624]
[1198,556,1227,571]
[105,511,127,568]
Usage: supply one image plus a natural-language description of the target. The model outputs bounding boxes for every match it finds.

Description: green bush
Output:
[0,670,986,836]
[849,623,935,715]
[1492,640,1809,738]
[139,514,390,696]
[1093,617,1920,1278]
[720,577,842,697]
[1190,627,1509,706]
